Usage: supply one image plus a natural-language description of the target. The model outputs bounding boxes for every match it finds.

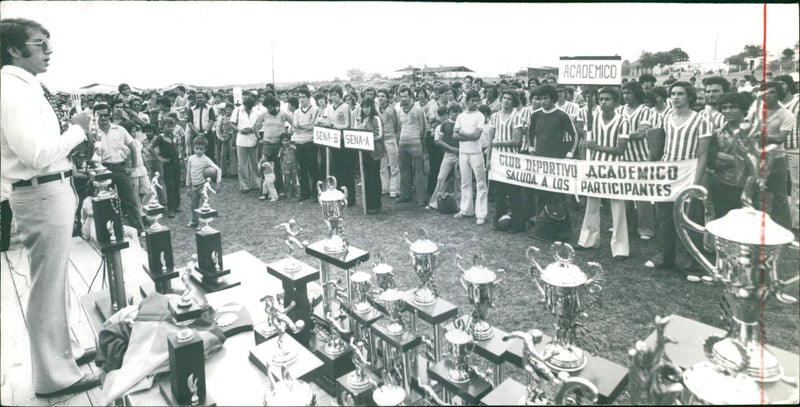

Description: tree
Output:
[653,52,675,68]
[668,48,690,62]
[639,51,657,71]
[782,48,796,62]
[346,68,365,82]
[743,44,763,58]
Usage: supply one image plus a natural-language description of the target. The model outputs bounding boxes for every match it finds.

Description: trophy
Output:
[167,269,207,406]
[443,326,474,384]
[404,229,439,306]
[350,270,374,314]
[503,329,599,405]
[526,242,603,372]
[263,364,316,406]
[268,297,306,366]
[456,254,500,341]
[377,288,406,336]
[321,309,348,356]
[90,166,125,244]
[371,256,396,305]
[347,337,374,389]
[256,293,292,340]
[372,361,407,406]
[675,185,797,383]
[627,316,684,405]
[317,176,349,254]
[191,184,237,293]
[145,172,166,231]
[274,219,309,273]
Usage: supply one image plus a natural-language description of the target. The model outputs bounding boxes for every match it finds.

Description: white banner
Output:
[488,152,697,202]
[313,126,341,148]
[558,56,623,86]
[233,87,243,105]
[342,129,374,152]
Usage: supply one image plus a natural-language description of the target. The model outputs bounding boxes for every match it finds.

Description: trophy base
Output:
[271,349,298,366]
[346,372,371,389]
[412,289,437,306]
[373,384,406,406]
[712,337,783,382]
[682,361,764,404]
[446,367,471,384]
[324,341,348,356]
[322,239,347,254]
[352,302,373,314]
[472,321,494,341]
[542,342,587,372]
[386,322,405,336]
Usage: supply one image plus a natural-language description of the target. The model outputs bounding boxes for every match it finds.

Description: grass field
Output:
[155,174,799,403]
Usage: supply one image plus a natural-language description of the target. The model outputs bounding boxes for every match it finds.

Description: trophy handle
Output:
[419,228,429,240]
[454,254,467,272]
[673,186,716,277]
[525,247,547,298]
[403,231,414,246]
[316,179,324,197]
[472,253,484,266]
[459,273,468,291]
[420,383,451,406]
[554,376,599,405]
[340,186,348,209]
[775,275,799,304]
[551,241,575,265]
[585,262,603,292]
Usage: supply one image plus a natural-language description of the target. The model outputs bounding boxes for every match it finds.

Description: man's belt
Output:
[12,170,73,188]
[102,162,127,169]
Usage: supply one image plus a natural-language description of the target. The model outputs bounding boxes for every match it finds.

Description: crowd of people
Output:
[18,71,800,271]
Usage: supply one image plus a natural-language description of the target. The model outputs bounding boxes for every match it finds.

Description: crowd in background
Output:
[35,71,800,273]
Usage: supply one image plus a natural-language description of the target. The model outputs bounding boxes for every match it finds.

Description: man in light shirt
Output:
[292,88,320,201]
[453,90,488,225]
[1,17,99,397]
[396,87,428,206]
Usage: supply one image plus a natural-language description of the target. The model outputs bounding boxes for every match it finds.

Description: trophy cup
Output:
[443,326,474,384]
[456,254,501,341]
[675,187,797,383]
[404,229,440,306]
[317,176,349,254]
[350,270,374,314]
[501,329,600,405]
[263,364,316,406]
[372,361,407,406]
[377,288,406,336]
[526,242,603,372]
[371,256,396,305]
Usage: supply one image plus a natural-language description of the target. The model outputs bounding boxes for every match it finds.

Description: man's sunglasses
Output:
[25,39,51,52]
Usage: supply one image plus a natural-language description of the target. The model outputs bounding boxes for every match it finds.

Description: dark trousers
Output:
[425,136,443,197]
[364,156,383,211]
[104,164,145,232]
[296,142,320,200]
[162,161,181,212]
[190,184,203,224]
[262,142,283,193]
[1,199,11,252]
[332,148,357,205]
[493,181,525,232]
[655,200,702,267]
[709,181,744,219]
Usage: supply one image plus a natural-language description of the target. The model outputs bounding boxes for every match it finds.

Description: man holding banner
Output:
[577,87,630,259]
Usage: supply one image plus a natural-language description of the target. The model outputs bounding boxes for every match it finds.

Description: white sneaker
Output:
[454,213,465,219]
[476,218,486,225]
[640,235,652,241]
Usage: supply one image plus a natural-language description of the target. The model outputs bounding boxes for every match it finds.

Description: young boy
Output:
[186,137,222,228]
[148,118,182,217]
[427,105,462,210]
[258,158,278,201]
[278,133,298,198]
[453,90,488,225]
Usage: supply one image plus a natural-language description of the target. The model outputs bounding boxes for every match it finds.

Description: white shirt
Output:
[0,65,86,185]
[454,110,485,154]
[231,106,260,147]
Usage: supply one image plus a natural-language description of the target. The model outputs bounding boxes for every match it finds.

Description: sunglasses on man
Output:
[25,39,51,52]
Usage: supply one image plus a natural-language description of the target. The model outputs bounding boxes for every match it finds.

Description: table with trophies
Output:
[77,163,798,406]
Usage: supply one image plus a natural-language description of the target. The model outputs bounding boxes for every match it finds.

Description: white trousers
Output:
[428,152,461,208]
[459,152,488,218]
[579,197,629,256]
[380,138,400,196]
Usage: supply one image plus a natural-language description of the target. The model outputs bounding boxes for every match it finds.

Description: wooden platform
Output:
[1,236,148,406]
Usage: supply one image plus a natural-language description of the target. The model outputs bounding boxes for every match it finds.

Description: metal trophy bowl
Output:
[444,327,475,383]
[674,186,797,383]
[404,228,439,306]
[317,176,348,254]
[264,364,316,406]
[371,255,396,305]
[526,242,603,372]
[457,254,500,341]
[378,288,405,335]
[91,167,115,200]
[350,270,374,314]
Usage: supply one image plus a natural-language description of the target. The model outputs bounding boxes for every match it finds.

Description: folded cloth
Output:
[101,292,225,404]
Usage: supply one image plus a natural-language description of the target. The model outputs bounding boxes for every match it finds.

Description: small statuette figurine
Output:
[199,177,216,212]
[348,337,372,388]
[187,373,200,406]
[274,219,309,272]
[211,250,220,272]
[148,172,164,208]
[627,316,683,405]
[160,252,168,272]
[179,258,196,308]
[106,220,116,242]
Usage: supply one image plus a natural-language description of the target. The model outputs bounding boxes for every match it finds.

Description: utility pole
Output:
[714,32,719,61]
[271,41,275,88]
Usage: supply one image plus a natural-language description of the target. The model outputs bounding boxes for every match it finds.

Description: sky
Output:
[1,1,798,92]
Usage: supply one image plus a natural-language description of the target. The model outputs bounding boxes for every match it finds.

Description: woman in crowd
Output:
[357,97,385,214]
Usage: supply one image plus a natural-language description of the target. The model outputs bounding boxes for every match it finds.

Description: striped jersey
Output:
[650,106,674,128]
[556,100,580,121]
[658,110,711,161]
[514,105,539,151]
[576,105,602,130]
[781,94,798,149]
[618,104,653,162]
[488,110,519,153]
[589,112,629,162]
[699,106,726,133]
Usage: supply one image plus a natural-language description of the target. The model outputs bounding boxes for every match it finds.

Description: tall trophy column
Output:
[190,178,239,292]
[142,172,179,295]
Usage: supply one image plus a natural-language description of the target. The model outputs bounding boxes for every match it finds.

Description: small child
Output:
[258,158,278,201]
[277,133,298,198]
[186,137,222,228]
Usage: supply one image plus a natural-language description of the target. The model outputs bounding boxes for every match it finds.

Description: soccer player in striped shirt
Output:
[647,87,672,128]
[645,81,711,271]
[556,85,580,123]
[577,87,630,259]
[487,90,524,233]
[700,76,729,132]
[620,81,656,240]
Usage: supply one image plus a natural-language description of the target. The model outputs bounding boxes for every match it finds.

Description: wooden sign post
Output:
[313,126,341,178]
[343,129,375,215]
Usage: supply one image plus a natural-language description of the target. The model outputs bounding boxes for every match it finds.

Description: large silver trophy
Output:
[317,176,348,254]
[371,255,396,305]
[443,325,475,383]
[404,229,440,306]
[675,190,796,383]
[526,242,603,372]
[350,269,374,314]
[456,254,501,341]
[377,288,406,335]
